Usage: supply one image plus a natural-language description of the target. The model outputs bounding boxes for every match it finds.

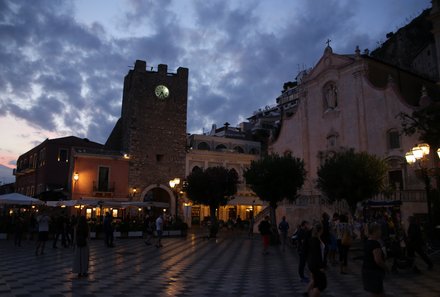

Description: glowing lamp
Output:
[418,143,430,156]
[405,152,416,164]
[412,147,423,160]
[73,172,79,181]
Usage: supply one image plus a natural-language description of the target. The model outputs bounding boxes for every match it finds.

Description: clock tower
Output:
[106,60,188,212]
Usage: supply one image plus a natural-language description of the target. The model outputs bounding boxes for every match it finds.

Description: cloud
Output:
[0,0,431,153]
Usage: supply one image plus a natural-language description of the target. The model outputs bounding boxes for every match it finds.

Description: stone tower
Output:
[106,60,188,206]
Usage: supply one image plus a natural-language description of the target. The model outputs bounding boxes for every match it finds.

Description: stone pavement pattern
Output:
[0,230,439,297]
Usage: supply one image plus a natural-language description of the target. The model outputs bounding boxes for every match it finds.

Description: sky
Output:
[0,0,431,172]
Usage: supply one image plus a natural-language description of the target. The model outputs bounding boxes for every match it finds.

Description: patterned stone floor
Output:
[0,229,439,297]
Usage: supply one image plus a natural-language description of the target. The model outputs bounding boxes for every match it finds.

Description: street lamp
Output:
[405,143,437,238]
[169,178,181,218]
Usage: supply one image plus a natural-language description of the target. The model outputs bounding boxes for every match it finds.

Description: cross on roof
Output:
[326,39,332,47]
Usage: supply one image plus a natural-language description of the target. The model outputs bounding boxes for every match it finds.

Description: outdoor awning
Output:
[228,195,265,206]
[46,199,170,208]
[0,193,45,205]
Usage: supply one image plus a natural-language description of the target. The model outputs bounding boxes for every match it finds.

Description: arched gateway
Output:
[140,184,175,216]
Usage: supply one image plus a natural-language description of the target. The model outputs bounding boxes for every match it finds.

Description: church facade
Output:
[270,45,438,224]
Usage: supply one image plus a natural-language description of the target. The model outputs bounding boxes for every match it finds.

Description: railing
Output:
[371,190,426,202]
[92,181,115,193]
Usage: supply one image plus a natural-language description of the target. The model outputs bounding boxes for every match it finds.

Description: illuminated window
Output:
[86,208,92,219]
[112,209,118,217]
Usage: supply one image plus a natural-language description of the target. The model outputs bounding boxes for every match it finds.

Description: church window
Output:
[388,129,400,149]
[323,82,338,111]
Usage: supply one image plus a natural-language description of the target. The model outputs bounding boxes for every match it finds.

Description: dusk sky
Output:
[0,0,431,172]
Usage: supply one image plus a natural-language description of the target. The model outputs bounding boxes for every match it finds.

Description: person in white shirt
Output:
[35,212,50,256]
[155,214,164,248]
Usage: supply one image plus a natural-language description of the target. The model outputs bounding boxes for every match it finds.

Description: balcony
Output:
[92,181,115,197]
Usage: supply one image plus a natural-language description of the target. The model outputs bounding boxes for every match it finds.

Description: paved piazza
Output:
[0,229,439,297]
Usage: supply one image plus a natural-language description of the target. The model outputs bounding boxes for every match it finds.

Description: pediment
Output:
[305,51,355,81]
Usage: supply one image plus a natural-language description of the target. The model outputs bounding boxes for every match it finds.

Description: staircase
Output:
[253,206,270,233]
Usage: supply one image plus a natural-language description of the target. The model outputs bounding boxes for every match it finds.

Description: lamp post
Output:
[405,143,440,238]
[169,178,181,218]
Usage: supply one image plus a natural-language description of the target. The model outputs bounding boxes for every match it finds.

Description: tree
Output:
[316,149,388,213]
[186,166,239,237]
[244,153,306,226]
[398,102,440,148]
[398,102,440,234]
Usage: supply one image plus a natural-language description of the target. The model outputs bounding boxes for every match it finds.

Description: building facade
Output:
[270,45,438,224]
[14,136,103,198]
[185,134,264,225]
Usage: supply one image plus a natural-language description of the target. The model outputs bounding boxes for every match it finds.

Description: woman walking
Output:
[73,216,90,278]
[336,214,352,274]
[362,223,387,297]
[305,223,327,297]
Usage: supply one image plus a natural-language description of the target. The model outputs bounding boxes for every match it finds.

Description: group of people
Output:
[258,212,434,297]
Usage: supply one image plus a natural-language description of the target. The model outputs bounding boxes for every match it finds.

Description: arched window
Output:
[249,148,260,155]
[387,129,400,149]
[323,82,338,110]
[326,131,339,149]
[215,144,227,151]
[233,146,244,153]
[197,142,210,150]
[192,166,202,172]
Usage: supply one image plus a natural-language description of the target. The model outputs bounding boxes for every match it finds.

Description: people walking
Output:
[248,215,255,238]
[144,215,154,245]
[362,222,387,297]
[73,216,90,278]
[305,223,327,297]
[278,216,290,252]
[321,213,331,266]
[53,213,67,248]
[155,214,164,248]
[258,215,271,255]
[35,212,50,256]
[103,212,114,247]
[297,220,312,283]
[407,216,433,270]
[13,213,24,247]
[336,214,353,274]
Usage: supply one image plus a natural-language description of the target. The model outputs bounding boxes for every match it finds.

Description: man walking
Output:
[103,212,114,247]
[155,214,164,248]
[297,220,311,283]
[258,216,272,255]
[278,216,290,252]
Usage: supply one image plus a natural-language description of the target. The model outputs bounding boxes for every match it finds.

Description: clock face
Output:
[155,85,169,99]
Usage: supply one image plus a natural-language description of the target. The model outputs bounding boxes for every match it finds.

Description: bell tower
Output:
[106,60,188,201]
